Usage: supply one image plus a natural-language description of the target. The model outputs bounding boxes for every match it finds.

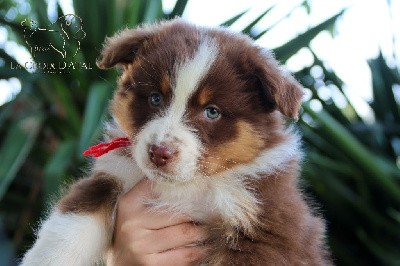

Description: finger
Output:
[117,199,193,230]
[145,246,208,266]
[140,222,208,253]
[139,209,194,229]
[113,214,196,252]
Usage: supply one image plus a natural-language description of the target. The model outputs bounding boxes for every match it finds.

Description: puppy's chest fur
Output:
[95,124,300,232]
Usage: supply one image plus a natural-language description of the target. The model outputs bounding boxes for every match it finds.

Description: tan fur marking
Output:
[131,58,143,70]
[198,87,213,106]
[160,72,171,95]
[110,89,135,137]
[202,121,265,175]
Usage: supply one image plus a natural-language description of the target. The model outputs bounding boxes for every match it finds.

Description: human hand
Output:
[107,179,208,266]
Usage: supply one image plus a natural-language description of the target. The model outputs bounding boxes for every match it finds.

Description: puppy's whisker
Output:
[135,81,156,87]
[137,61,155,79]
[197,162,224,176]
[202,156,240,165]
[138,55,158,74]
[124,83,135,93]
[198,160,231,171]
[98,76,114,86]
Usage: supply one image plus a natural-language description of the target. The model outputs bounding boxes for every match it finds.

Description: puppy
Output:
[21,19,330,265]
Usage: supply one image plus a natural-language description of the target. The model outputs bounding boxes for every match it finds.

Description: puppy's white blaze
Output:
[20,212,108,266]
[94,151,143,191]
[133,41,217,182]
[168,40,218,121]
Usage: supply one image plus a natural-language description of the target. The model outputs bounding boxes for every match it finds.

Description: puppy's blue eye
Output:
[150,93,163,107]
[204,106,220,120]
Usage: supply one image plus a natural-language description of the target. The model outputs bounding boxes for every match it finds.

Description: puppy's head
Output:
[97,19,303,183]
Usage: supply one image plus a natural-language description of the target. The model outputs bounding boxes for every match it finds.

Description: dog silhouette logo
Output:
[21,14,86,59]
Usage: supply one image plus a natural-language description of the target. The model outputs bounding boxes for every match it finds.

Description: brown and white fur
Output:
[21,19,331,265]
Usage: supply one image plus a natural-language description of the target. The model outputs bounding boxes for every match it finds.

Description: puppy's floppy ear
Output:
[254,50,304,120]
[96,27,155,69]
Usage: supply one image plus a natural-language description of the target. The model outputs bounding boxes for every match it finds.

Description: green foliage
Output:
[0,0,399,265]
[294,52,400,265]
[273,10,344,62]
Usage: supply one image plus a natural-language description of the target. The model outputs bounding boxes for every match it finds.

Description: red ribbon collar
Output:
[83,137,131,158]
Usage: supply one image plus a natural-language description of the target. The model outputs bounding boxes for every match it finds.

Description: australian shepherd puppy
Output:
[21,19,330,265]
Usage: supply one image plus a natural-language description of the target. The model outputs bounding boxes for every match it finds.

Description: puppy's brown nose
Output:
[149,144,175,167]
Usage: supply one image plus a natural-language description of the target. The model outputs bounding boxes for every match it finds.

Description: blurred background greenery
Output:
[0,0,399,265]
